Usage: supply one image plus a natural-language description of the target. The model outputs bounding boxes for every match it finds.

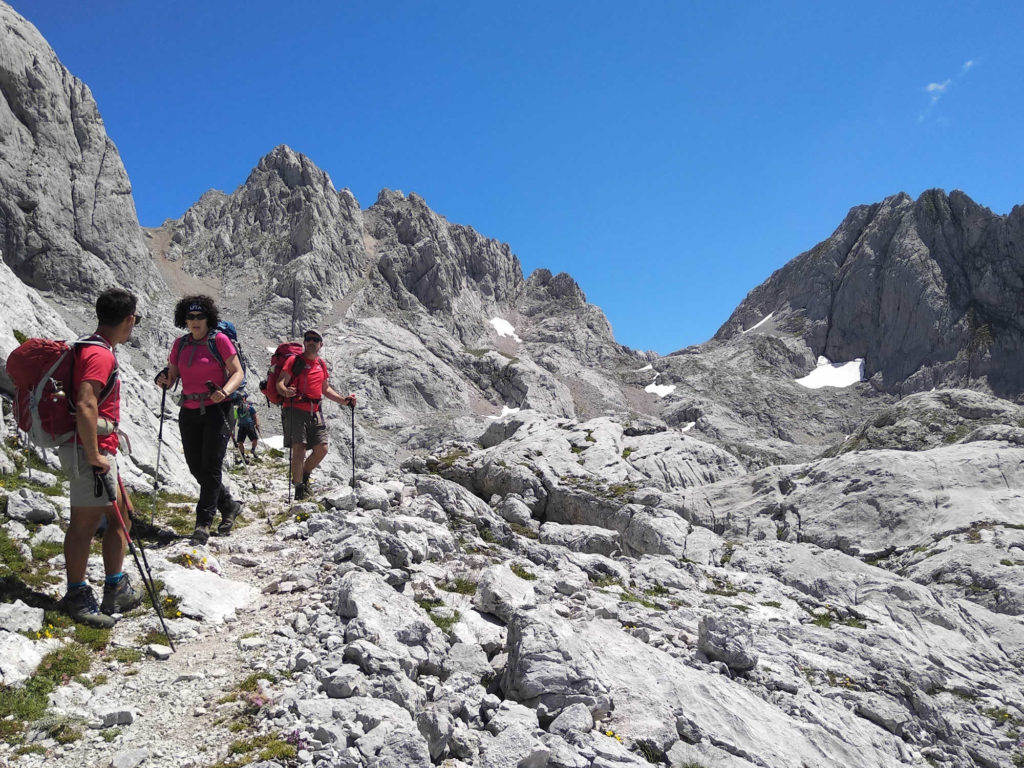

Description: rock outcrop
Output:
[0,3,161,299]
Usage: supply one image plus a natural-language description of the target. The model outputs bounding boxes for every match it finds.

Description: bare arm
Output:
[210,354,244,403]
[277,370,297,398]
[75,380,107,469]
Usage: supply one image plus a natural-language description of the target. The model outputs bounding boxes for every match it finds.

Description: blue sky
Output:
[10,1,1024,354]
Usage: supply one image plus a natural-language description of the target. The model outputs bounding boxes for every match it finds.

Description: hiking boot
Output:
[63,585,115,628]
[218,500,242,535]
[303,471,311,486]
[190,525,211,546]
[101,574,144,616]
[294,483,307,501]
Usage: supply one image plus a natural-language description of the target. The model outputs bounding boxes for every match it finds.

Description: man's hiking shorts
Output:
[237,424,258,443]
[57,445,119,508]
[282,407,328,448]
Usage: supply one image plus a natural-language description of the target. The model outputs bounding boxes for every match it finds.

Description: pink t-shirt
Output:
[170,332,237,409]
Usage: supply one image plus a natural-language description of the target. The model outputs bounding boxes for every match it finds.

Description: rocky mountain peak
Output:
[713,188,1024,397]
[247,144,336,193]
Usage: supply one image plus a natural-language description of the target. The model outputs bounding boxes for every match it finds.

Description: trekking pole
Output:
[94,470,175,652]
[205,382,274,531]
[150,373,169,525]
[349,403,356,489]
[287,442,293,504]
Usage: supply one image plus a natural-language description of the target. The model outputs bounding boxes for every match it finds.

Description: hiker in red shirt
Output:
[58,288,144,628]
[276,328,355,500]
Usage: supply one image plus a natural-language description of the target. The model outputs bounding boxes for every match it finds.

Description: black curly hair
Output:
[173,294,221,330]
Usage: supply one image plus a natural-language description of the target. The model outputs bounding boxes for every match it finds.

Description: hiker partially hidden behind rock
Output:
[156,295,244,545]
[60,288,144,627]
[276,328,355,500]
[235,394,261,460]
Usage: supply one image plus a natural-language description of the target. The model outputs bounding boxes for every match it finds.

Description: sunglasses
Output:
[304,335,322,343]
[133,314,143,327]
[186,312,207,321]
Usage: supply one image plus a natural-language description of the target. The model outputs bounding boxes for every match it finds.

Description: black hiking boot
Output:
[101,575,144,615]
[218,499,242,535]
[63,585,115,628]
[294,483,307,501]
[190,525,211,546]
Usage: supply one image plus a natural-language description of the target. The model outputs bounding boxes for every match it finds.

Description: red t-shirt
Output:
[281,354,327,412]
[74,336,120,454]
[170,332,238,409]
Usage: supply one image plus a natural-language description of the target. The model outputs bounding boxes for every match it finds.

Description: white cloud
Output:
[918,57,975,123]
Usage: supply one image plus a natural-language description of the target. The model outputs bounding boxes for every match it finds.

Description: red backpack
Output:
[6,336,118,448]
[258,344,325,409]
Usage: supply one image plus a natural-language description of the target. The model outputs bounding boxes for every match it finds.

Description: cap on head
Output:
[188,302,204,313]
[303,328,323,342]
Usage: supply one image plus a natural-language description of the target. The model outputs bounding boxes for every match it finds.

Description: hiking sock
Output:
[67,581,88,591]
[104,572,125,587]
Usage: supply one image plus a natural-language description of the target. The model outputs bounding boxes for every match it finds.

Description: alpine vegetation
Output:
[1,3,1023,768]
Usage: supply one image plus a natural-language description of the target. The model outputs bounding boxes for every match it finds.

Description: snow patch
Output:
[633,364,653,372]
[795,357,864,389]
[681,421,696,432]
[742,312,774,334]
[487,406,521,420]
[490,317,521,342]
[645,383,676,398]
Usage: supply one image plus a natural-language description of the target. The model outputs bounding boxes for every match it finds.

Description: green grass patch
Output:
[109,647,143,664]
[441,578,477,595]
[30,540,64,562]
[136,629,170,646]
[13,328,28,344]
[510,563,537,581]
[621,447,633,459]
[102,727,122,742]
[508,522,538,539]
[589,575,621,588]
[0,644,93,740]
[73,624,112,652]
[427,610,461,634]
[643,584,669,597]
[40,715,85,744]
[14,744,47,756]
[619,590,662,610]
[416,597,444,610]
[761,600,782,608]
[237,672,278,692]
[811,613,833,628]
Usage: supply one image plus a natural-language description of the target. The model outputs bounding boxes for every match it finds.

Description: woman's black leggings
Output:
[178,402,235,528]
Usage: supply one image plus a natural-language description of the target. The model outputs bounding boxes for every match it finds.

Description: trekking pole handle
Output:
[205,380,228,402]
[95,468,117,504]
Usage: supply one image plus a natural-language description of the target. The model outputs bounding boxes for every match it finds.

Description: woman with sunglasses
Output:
[156,295,244,545]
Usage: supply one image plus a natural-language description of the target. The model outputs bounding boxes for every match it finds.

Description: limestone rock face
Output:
[0,3,160,297]
[714,190,1024,397]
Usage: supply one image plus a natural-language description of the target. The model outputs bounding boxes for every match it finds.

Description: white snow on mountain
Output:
[742,311,774,333]
[795,356,864,389]
[489,317,521,342]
